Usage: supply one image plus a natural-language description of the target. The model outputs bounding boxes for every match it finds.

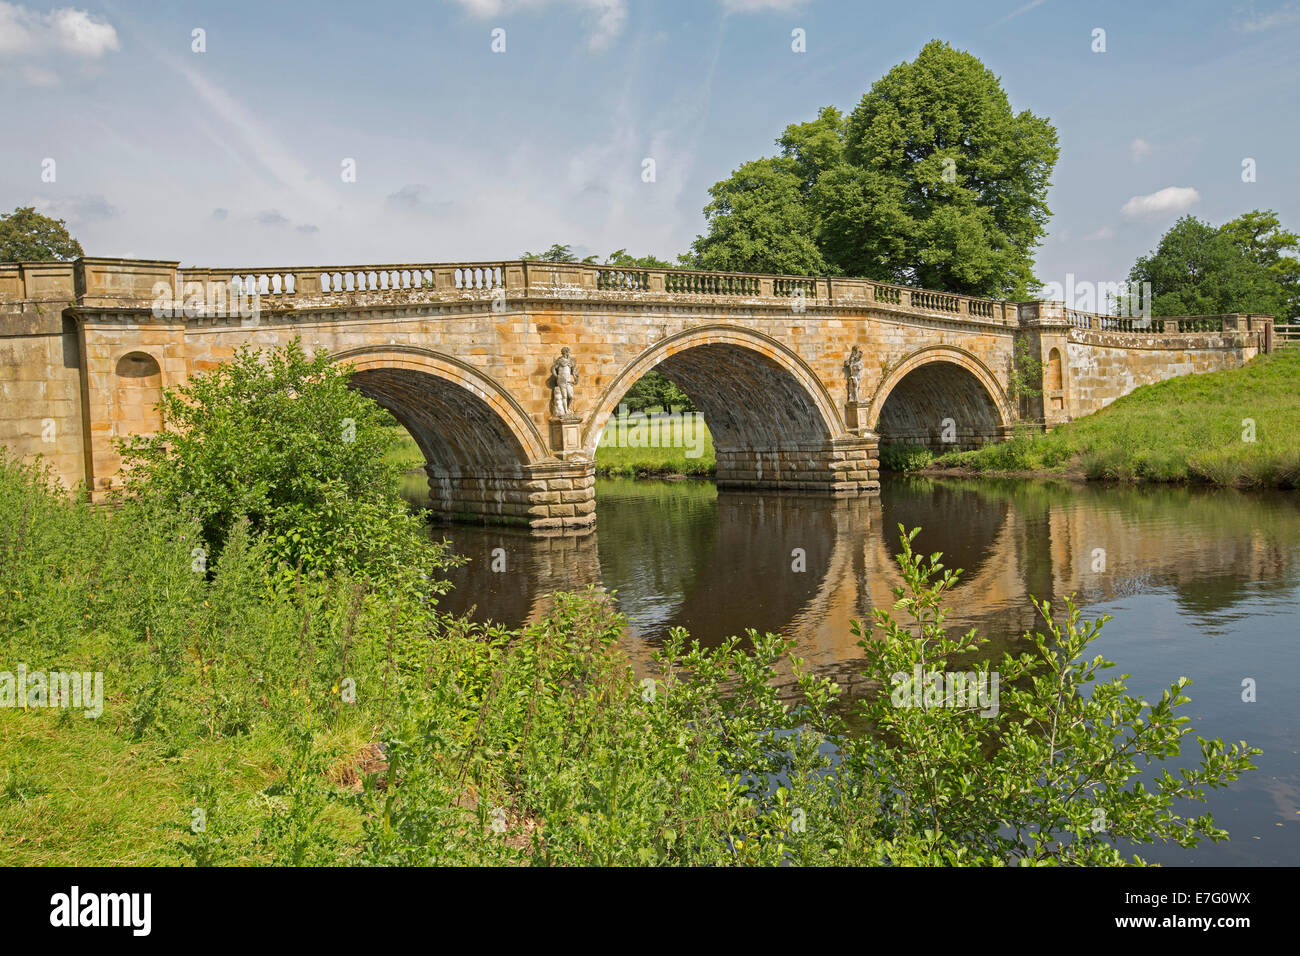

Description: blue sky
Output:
[2,0,1297,293]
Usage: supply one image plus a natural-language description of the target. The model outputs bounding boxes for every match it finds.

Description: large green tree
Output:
[691,41,1059,296]
[0,206,84,261]
[1129,210,1299,320]
[689,157,829,275]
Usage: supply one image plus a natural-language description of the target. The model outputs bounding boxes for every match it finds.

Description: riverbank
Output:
[905,348,1300,488]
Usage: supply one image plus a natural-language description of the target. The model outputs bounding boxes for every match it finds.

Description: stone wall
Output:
[1065,329,1263,418]
[0,264,86,489]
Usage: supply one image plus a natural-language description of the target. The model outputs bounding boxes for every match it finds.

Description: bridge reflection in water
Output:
[416,475,1300,865]
[415,475,1300,687]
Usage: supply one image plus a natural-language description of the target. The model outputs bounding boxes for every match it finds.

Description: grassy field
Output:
[595,410,715,477]
[920,348,1300,488]
[383,414,718,478]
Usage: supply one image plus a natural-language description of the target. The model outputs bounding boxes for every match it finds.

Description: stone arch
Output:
[583,325,842,458]
[332,345,548,468]
[113,350,163,437]
[868,345,1011,451]
[330,346,576,526]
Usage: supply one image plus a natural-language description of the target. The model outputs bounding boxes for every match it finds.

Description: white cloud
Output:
[1084,226,1116,241]
[1237,1,1300,32]
[32,193,120,224]
[0,3,118,85]
[50,7,119,56]
[1129,137,1154,163]
[1121,186,1200,219]
[719,0,809,11]
[448,0,628,51]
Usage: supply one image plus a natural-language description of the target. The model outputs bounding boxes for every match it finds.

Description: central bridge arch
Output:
[585,325,873,494]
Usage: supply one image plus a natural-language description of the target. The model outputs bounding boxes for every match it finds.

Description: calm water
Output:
[410,474,1300,865]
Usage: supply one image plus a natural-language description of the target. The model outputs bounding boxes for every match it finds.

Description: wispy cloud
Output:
[988,0,1048,29]
[1130,137,1154,163]
[448,0,628,51]
[719,0,809,11]
[1236,1,1300,32]
[1121,186,1200,219]
[32,193,120,224]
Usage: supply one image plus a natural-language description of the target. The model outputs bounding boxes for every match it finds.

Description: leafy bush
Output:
[117,340,443,589]
[880,444,934,472]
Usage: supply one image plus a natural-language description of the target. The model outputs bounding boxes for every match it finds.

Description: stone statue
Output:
[842,345,864,403]
[550,347,579,417]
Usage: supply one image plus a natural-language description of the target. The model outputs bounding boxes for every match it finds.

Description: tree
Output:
[0,206,84,261]
[620,370,695,413]
[1129,211,1300,320]
[117,340,438,587]
[521,243,578,262]
[690,157,829,275]
[690,41,1059,296]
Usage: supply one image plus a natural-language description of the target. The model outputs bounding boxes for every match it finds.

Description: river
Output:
[405,473,1300,865]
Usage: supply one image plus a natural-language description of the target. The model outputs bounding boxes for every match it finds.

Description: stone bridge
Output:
[0,257,1275,530]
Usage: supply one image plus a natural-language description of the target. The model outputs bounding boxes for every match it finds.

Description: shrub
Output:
[117,340,445,590]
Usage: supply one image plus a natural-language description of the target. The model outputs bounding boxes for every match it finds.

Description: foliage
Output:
[691,41,1058,296]
[879,444,935,472]
[839,528,1258,864]
[0,206,84,262]
[1007,338,1044,405]
[618,370,695,414]
[521,246,680,269]
[690,157,830,275]
[0,449,1258,865]
[1129,210,1300,321]
[116,339,443,588]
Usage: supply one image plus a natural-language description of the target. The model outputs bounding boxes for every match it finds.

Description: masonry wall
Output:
[1065,330,1262,418]
[0,303,86,491]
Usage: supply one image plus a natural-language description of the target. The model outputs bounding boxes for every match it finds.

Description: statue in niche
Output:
[842,345,864,403]
[549,347,579,417]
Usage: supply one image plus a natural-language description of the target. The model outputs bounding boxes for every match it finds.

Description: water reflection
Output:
[413,473,1300,864]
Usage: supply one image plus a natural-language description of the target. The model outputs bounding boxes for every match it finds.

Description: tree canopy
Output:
[0,206,84,262]
[690,40,1059,296]
[1129,210,1299,320]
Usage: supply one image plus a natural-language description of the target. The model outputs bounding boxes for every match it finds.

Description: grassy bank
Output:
[919,348,1300,487]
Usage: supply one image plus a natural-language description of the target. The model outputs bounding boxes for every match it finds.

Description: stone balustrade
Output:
[0,258,1274,345]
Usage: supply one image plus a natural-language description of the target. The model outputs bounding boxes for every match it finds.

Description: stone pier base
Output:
[426,458,596,530]
[714,436,880,495]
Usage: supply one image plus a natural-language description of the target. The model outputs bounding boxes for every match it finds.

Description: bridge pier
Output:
[425,458,596,530]
[714,435,880,495]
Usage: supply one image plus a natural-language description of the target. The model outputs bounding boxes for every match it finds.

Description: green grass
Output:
[382,423,424,470]
[595,411,715,477]
[384,415,718,479]
[933,349,1300,488]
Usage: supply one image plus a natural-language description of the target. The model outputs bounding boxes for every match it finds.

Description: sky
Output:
[2,0,1297,294]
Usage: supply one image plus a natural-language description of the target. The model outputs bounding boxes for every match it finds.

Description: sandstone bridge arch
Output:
[332,346,565,524]
[867,345,1014,452]
[583,325,873,494]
